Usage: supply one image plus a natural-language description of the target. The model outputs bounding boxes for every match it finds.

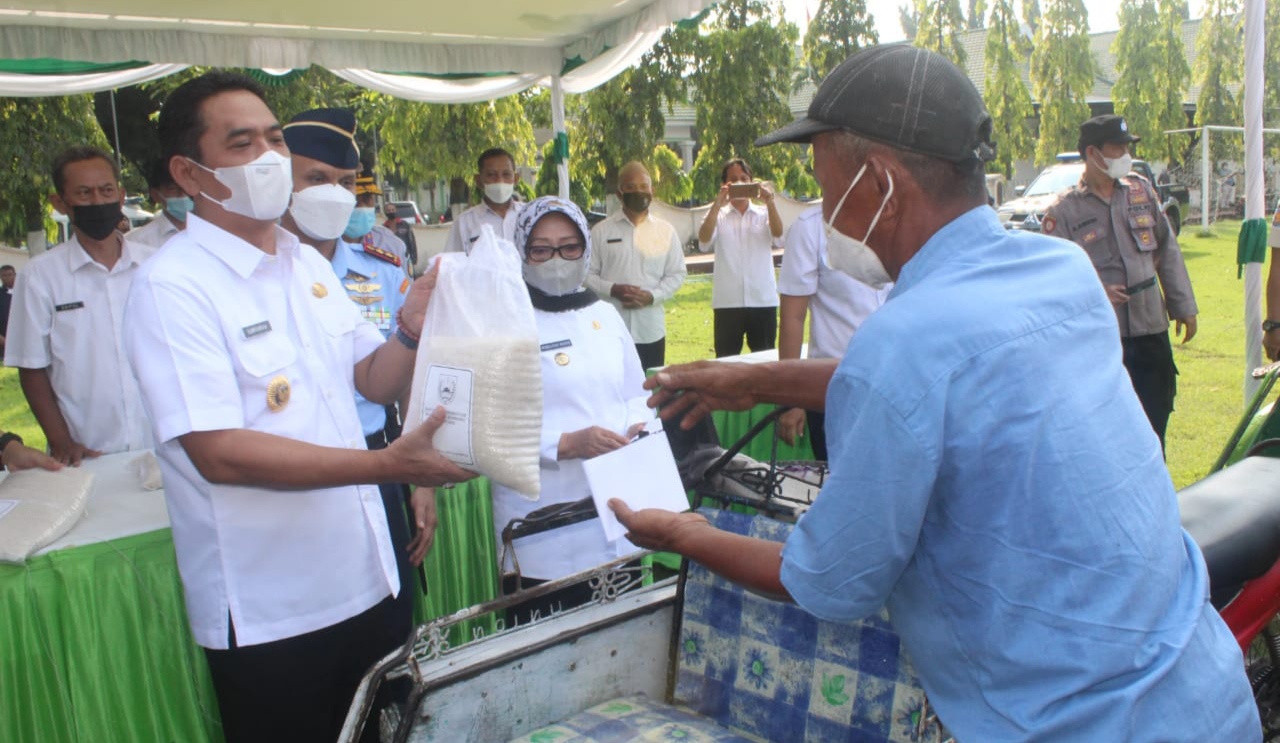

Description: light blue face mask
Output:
[165,196,194,222]
[343,207,376,240]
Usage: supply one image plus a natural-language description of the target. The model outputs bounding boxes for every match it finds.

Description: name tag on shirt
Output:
[540,339,572,352]
[54,301,84,312]
[242,320,272,338]
[606,238,623,243]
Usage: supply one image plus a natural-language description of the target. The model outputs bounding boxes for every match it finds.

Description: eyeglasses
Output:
[526,241,586,263]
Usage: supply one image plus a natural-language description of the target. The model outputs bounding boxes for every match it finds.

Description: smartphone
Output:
[728,182,760,199]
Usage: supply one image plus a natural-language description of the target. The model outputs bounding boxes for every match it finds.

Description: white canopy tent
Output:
[0,0,714,200]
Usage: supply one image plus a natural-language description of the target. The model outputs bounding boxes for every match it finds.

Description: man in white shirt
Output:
[776,204,890,459]
[443,147,523,254]
[698,158,784,357]
[123,71,472,743]
[126,158,191,250]
[4,145,156,463]
[586,161,687,370]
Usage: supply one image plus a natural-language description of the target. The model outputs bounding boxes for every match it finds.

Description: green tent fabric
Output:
[1238,217,1269,278]
[0,57,151,75]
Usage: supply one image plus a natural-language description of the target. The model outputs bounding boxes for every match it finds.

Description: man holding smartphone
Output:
[698,158,784,358]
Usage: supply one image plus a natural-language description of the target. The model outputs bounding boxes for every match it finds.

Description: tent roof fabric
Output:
[0,0,710,75]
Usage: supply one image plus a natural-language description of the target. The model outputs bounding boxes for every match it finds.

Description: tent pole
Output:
[1242,0,1266,403]
[551,75,569,201]
[1201,127,1209,233]
[109,89,122,169]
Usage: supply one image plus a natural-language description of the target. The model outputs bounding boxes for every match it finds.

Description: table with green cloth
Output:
[2,372,814,743]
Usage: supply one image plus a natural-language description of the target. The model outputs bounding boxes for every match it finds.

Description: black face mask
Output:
[621,191,652,213]
[71,202,123,241]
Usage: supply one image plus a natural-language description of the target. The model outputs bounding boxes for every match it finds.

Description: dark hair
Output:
[837,132,986,205]
[720,158,752,183]
[158,71,268,168]
[51,146,120,196]
[477,147,516,173]
[147,158,176,191]
[0,265,14,272]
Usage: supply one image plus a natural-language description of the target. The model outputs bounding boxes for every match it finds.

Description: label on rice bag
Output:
[0,499,16,521]
[422,364,476,466]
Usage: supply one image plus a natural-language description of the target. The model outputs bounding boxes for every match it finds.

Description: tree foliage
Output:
[914,0,969,66]
[1266,0,1280,156]
[983,0,1036,177]
[1021,0,1041,33]
[1192,0,1242,162]
[1113,0,1191,164]
[0,95,109,245]
[677,0,800,202]
[650,143,694,204]
[898,3,919,38]
[801,0,880,85]
[1030,0,1094,164]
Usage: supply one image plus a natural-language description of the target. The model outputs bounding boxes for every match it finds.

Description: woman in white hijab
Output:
[494,197,654,620]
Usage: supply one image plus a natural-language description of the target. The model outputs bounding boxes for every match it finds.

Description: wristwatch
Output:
[1264,320,1280,333]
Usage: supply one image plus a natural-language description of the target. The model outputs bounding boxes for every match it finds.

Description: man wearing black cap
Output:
[1043,114,1197,451]
[280,107,435,646]
[611,47,1257,742]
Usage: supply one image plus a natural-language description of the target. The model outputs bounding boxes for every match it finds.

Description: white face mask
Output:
[1102,152,1133,180]
[484,181,515,204]
[288,184,356,241]
[823,164,894,289]
[189,150,293,221]
[523,256,588,297]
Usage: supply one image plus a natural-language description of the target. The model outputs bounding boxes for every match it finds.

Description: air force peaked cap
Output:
[283,108,360,169]
[755,45,996,165]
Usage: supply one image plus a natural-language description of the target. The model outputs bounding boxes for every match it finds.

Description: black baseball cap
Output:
[755,45,995,165]
[1078,114,1140,151]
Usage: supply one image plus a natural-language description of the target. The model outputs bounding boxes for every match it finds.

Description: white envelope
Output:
[583,431,691,543]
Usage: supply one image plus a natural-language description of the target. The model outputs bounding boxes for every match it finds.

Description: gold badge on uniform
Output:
[554,352,570,366]
[592,320,602,330]
[312,282,328,298]
[266,375,291,412]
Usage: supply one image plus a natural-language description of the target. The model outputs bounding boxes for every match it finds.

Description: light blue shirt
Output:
[329,237,408,437]
[780,207,1258,742]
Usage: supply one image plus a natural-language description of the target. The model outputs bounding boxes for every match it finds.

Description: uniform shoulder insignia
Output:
[363,243,402,267]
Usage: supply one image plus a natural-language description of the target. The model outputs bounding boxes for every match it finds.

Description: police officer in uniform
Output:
[279,108,431,638]
[1044,114,1198,451]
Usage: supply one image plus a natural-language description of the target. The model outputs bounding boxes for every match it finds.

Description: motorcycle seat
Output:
[1178,456,1280,607]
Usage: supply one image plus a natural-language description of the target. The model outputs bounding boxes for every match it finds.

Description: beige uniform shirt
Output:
[1043,175,1197,337]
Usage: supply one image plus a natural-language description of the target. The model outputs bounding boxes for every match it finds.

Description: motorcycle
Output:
[1182,361,1280,739]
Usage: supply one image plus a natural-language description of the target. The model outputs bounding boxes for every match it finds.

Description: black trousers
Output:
[635,337,666,371]
[366,430,415,640]
[714,307,777,358]
[203,596,399,743]
[805,409,829,462]
[1121,332,1178,453]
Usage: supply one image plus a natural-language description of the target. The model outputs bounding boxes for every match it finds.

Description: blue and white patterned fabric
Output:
[512,694,758,743]
[672,508,947,743]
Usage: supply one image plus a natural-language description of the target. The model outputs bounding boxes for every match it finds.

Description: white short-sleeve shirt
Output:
[777,206,891,359]
[699,203,781,309]
[443,201,523,254]
[123,214,397,649]
[4,233,156,453]
[126,214,182,250]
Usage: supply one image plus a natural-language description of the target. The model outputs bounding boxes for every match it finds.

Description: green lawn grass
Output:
[0,222,1258,488]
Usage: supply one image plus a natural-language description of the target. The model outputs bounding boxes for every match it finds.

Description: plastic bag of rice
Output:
[405,225,543,499]
[0,467,94,564]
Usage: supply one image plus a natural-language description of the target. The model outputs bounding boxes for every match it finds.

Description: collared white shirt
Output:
[4,232,156,453]
[491,300,651,580]
[778,206,891,359]
[123,214,397,649]
[443,200,523,254]
[586,212,687,344]
[700,203,781,309]
[126,214,182,250]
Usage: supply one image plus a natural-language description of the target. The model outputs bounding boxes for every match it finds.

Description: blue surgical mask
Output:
[165,196,194,222]
[343,207,376,240]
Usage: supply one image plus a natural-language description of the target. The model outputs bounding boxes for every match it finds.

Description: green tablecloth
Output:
[0,406,812,743]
